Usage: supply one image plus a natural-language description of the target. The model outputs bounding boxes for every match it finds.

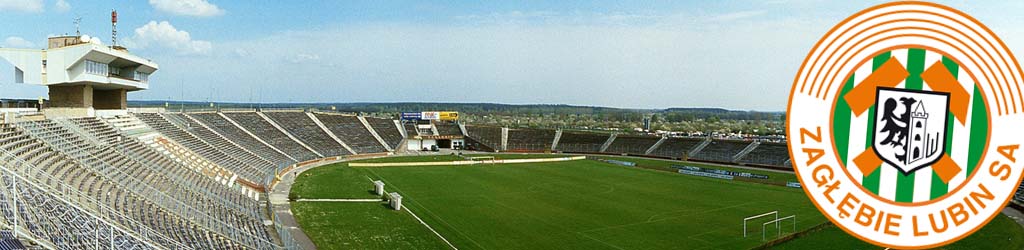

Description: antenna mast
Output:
[111,9,118,46]
[73,17,82,37]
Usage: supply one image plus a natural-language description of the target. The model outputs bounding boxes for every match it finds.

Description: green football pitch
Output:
[289,155,1024,249]
[291,156,826,249]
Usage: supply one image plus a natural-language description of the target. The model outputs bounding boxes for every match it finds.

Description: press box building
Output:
[0,35,158,117]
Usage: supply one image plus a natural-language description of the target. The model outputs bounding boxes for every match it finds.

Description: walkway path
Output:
[269,161,337,250]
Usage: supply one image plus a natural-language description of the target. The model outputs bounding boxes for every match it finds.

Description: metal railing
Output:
[64,118,263,218]
[0,133,185,249]
[17,120,281,249]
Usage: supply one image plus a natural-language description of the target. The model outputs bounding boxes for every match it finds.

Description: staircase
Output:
[395,120,407,138]
[500,127,509,151]
[645,136,667,155]
[430,123,440,136]
[104,115,156,138]
[358,116,393,151]
[458,123,469,136]
[732,141,761,162]
[688,138,712,157]
[218,112,299,162]
[183,114,278,167]
[308,112,357,155]
[599,133,618,153]
[551,129,563,151]
[257,112,324,158]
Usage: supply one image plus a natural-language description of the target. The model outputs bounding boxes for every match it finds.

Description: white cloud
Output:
[3,36,35,48]
[149,0,224,17]
[126,21,212,55]
[0,0,43,12]
[54,0,69,12]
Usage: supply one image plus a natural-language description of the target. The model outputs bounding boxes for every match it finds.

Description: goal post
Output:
[743,211,778,238]
[761,215,796,241]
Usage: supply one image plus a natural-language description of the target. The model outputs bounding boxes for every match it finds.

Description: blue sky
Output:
[1,0,1023,111]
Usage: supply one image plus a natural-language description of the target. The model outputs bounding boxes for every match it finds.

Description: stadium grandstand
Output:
[0,78,1018,248]
[0,6,1021,250]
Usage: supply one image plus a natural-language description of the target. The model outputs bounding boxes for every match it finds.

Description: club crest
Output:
[787,2,1024,248]
[871,88,949,175]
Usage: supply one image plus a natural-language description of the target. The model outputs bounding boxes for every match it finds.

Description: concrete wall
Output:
[93,89,126,109]
[42,107,94,118]
[48,85,92,108]
[47,85,127,110]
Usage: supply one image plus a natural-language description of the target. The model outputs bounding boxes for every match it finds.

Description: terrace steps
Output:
[394,120,407,138]
[551,129,562,151]
[599,133,617,153]
[501,127,509,151]
[357,116,393,151]
[689,138,712,157]
[645,136,667,155]
[732,141,760,162]
[256,112,325,158]
[307,112,357,155]
[218,112,299,163]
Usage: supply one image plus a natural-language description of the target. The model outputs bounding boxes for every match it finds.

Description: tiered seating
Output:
[188,113,295,165]
[313,113,386,154]
[691,139,752,163]
[0,169,153,249]
[556,131,610,153]
[74,117,261,211]
[506,128,555,151]
[739,142,790,167]
[9,121,251,249]
[103,115,156,137]
[224,112,320,161]
[605,135,660,155]
[0,124,143,249]
[466,125,502,149]
[166,113,276,179]
[649,137,704,158]
[134,113,257,180]
[434,122,462,136]
[263,112,350,157]
[365,117,403,149]
[28,119,273,246]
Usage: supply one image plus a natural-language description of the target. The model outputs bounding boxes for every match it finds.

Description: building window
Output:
[85,60,108,76]
[134,71,149,82]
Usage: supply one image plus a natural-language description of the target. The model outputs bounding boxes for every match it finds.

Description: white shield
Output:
[872,87,950,175]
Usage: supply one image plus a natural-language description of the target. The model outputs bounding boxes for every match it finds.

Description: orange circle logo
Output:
[786,2,1024,248]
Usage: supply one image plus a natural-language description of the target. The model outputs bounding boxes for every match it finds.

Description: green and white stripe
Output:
[833,48,989,203]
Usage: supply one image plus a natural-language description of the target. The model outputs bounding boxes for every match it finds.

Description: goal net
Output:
[743,211,777,238]
[743,210,797,241]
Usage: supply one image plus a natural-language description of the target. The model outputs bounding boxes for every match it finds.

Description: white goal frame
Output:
[761,215,796,241]
[743,211,777,238]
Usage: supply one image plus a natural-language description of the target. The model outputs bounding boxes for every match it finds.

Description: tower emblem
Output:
[872,88,949,175]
